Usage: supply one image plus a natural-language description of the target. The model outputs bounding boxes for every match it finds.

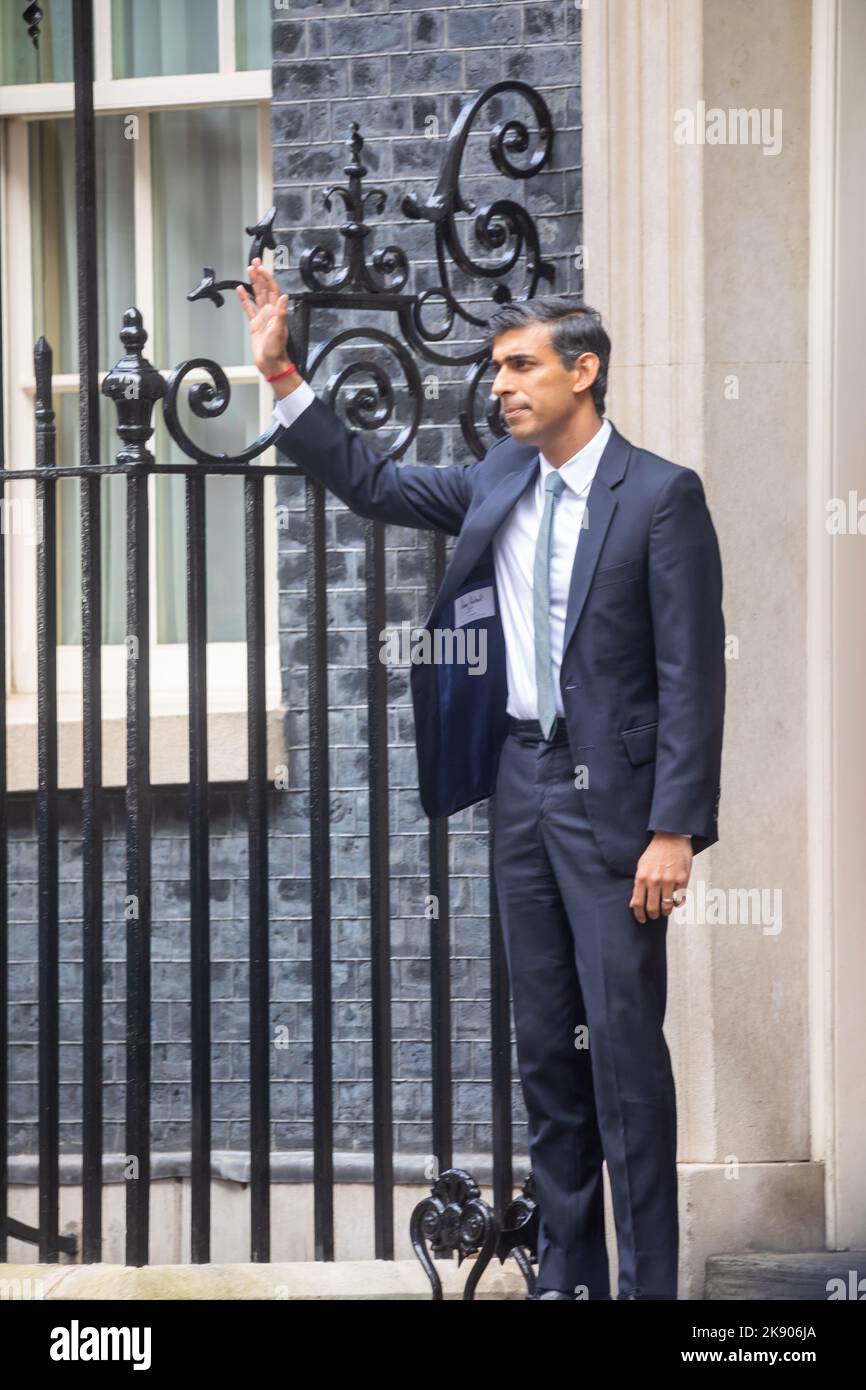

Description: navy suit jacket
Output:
[276,397,726,877]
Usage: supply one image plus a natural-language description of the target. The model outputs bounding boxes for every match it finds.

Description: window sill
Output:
[4,691,288,791]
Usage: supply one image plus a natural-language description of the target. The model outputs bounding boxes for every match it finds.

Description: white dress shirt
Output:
[273,378,317,425]
[493,416,611,719]
[272,389,612,721]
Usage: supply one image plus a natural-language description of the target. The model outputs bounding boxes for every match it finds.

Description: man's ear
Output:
[571,351,600,398]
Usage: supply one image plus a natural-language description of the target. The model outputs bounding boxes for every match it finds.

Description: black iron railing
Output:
[0,0,562,1297]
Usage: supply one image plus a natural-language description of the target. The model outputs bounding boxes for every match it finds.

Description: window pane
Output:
[112,0,219,78]
[29,117,136,375]
[0,0,73,85]
[150,107,260,645]
[236,0,272,71]
[150,106,259,368]
[28,118,135,648]
[55,394,128,649]
[153,386,260,645]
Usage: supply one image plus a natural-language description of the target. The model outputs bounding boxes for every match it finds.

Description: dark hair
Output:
[484,295,611,416]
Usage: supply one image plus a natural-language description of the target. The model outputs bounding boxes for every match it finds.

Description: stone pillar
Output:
[583,0,822,1297]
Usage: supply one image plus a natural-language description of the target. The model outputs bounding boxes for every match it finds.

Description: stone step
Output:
[0,1259,526,1300]
[705,1252,866,1301]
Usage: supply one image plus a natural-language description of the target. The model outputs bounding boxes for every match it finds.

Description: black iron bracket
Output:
[410,1168,539,1300]
[123,80,557,467]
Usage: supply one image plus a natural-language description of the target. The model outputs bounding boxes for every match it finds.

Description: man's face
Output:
[490,321,598,443]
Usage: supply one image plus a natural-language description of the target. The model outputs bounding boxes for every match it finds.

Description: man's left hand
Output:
[630,833,693,923]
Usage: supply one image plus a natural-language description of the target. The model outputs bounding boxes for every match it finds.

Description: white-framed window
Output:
[0,0,280,736]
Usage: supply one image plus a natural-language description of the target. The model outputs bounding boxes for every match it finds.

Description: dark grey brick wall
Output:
[7,786,329,1156]
[6,0,581,1170]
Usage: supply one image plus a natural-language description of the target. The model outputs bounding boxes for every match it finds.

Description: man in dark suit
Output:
[238,262,726,1301]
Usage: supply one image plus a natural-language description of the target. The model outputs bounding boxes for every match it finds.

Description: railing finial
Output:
[101,308,167,467]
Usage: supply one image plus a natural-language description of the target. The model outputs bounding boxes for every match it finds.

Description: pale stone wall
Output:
[582,0,825,1291]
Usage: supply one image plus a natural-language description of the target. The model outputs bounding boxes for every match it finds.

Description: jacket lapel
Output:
[426,452,540,619]
[561,424,631,658]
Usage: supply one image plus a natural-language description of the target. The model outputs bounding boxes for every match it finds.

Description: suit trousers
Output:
[491,721,679,1299]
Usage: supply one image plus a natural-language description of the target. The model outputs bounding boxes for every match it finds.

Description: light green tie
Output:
[534,469,567,740]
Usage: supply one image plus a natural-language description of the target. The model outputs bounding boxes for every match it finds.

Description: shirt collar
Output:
[538,416,613,497]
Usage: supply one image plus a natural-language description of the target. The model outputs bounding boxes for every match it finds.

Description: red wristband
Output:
[266,363,297,383]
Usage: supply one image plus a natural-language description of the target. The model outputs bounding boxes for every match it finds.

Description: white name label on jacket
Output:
[454,585,495,627]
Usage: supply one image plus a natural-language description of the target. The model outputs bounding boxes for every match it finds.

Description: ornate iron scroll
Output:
[22,2,43,47]
[149,79,555,465]
[400,79,555,353]
[299,124,410,298]
[409,1168,498,1301]
[490,1172,539,1295]
[161,205,288,465]
[409,1167,539,1300]
[187,206,279,309]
